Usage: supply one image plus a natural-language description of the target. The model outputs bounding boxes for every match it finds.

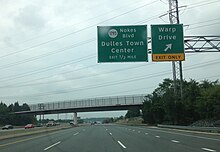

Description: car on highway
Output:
[24,124,34,129]
[36,123,43,127]
[46,121,55,127]
[55,122,60,126]
[2,125,13,130]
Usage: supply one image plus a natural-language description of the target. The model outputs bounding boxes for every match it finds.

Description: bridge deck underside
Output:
[15,104,143,115]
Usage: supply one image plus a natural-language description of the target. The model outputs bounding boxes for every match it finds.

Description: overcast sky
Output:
[0,0,220,119]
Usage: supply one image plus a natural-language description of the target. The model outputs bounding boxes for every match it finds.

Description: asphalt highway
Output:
[0,124,219,152]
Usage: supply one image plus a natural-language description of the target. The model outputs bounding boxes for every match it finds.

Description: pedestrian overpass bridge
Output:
[15,94,145,116]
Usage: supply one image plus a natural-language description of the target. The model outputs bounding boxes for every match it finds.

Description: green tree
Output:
[0,102,9,125]
[142,79,220,126]
[197,83,220,119]
[0,101,37,126]
[142,95,154,124]
[125,107,140,118]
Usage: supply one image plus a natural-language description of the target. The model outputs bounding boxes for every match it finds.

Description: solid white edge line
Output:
[44,141,61,151]
[171,140,180,143]
[202,148,216,152]
[117,141,126,149]
[73,132,79,136]
[135,126,220,142]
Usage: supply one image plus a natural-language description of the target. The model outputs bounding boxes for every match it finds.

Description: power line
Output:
[87,86,156,99]
[1,0,217,71]
[0,1,160,72]
[0,63,155,88]
[186,0,220,10]
[0,54,197,88]
[0,54,200,89]
[1,59,219,99]
[21,72,220,102]
[137,0,220,25]
[5,64,99,87]
[188,22,220,30]
[2,69,171,99]
[187,18,220,26]
[0,0,145,51]
[0,38,95,70]
[196,74,220,81]
[91,73,220,99]
[0,0,217,65]
[0,0,158,59]
[0,54,95,82]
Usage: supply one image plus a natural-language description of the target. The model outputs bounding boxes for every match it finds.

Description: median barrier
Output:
[157,124,220,133]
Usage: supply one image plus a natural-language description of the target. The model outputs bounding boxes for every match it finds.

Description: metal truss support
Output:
[184,36,220,52]
[148,36,220,53]
[168,0,183,100]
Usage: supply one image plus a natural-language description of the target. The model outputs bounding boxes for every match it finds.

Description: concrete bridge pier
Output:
[73,112,77,125]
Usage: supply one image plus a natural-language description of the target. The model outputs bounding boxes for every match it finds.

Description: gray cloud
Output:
[14,4,47,31]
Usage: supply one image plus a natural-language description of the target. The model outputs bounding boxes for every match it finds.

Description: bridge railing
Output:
[29,94,145,111]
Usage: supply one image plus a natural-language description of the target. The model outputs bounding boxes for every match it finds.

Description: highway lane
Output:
[0,124,219,152]
[108,125,220,152]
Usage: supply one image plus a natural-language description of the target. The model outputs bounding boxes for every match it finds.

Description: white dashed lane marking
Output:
[118,141,126,149]
[171,140,180,143]
[44,141,61,151]
[202,148,216,152]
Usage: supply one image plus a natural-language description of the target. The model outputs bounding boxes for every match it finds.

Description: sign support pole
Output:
[168,0,183,100]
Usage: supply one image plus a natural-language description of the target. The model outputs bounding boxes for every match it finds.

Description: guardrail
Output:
[157,124,220,133]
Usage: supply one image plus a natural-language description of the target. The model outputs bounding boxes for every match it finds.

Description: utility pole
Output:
[168,0,183,100]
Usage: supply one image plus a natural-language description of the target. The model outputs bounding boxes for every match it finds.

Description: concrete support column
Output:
[73,112,77,125]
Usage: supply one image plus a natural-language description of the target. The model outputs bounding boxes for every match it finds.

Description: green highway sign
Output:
[97,25,148,62]
[151,24,185,61]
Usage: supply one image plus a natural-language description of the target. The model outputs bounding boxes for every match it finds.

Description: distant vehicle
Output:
[69,121,78,126]
[46,121,55,127]
[55,122,60,126]
[24,124,34,129]
[91,122,97,125]
[2,125,13,130]
[36,123,43,127]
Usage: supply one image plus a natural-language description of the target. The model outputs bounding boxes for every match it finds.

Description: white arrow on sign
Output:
[164,44,172,52]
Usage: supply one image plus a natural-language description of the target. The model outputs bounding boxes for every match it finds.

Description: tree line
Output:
[0,102,37,126]
[142,79,220,125]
